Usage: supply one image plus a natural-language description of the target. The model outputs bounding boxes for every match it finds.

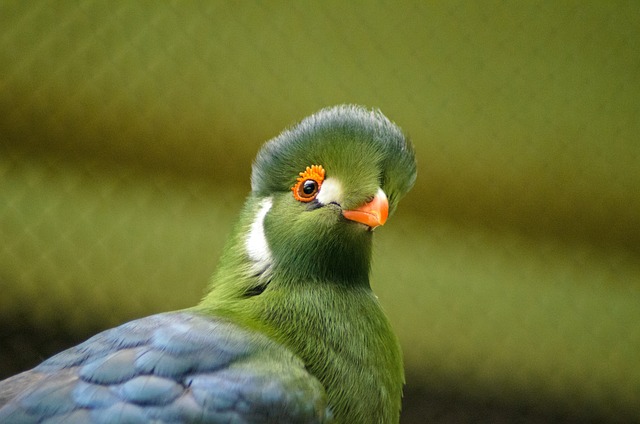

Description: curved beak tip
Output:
[342,189,389,229]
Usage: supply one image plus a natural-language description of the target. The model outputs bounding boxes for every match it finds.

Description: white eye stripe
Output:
[316,178,343,205]
[246,197,273,270]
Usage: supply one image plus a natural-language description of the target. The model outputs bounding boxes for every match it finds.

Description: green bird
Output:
[0,105,417,423]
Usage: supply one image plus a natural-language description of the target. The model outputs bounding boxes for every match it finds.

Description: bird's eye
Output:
[302,180,318,195]
[292,164,325,202]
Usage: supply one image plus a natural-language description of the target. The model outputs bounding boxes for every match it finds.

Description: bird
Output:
[0,104,417,423]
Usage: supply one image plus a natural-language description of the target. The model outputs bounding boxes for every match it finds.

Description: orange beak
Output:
[342,189,389,229]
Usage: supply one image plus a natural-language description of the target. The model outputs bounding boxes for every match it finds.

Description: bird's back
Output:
[0,311,330,423]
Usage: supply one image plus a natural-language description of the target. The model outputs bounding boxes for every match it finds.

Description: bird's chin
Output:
[358,222,376,232]
[346,220,376,233]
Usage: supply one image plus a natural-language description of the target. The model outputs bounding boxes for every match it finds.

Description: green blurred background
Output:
[1,2,639,422]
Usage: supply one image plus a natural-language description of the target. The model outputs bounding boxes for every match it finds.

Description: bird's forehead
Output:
[285,137,384,208]
[312,136,383,175]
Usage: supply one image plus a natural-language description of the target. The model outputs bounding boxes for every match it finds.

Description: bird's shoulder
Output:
[0,311,330,423]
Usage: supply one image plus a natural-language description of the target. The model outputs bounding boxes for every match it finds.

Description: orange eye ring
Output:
[292,165,325,202]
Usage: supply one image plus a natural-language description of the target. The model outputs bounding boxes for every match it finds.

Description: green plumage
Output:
[197,105,417,423]
[0,104,416,424]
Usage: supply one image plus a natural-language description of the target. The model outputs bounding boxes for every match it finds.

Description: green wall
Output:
[1,2,639,422]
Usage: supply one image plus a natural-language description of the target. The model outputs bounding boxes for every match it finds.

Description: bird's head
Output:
[197,105,413,423]
[245,105,417,284]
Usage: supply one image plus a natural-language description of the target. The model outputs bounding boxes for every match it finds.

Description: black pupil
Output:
[302,180,317,195]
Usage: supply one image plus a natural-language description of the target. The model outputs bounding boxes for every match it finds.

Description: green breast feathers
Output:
[0,105,416,424]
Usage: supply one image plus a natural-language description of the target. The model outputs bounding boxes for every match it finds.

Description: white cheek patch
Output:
[246,197,273,271]
[316,177,343,205]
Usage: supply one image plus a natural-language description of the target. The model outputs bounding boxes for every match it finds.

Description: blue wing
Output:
[0,312,330,423]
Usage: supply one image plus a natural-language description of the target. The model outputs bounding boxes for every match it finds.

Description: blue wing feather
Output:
[0,312,330,423]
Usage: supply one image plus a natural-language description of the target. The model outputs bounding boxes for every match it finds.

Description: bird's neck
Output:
[196,197,403,422]
[256,282,404,424]
[200,270,403,424]
[202,195,373,300]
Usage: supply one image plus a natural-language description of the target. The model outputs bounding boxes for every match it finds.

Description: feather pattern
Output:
[0,312,329,423]
[1,105,416,423]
